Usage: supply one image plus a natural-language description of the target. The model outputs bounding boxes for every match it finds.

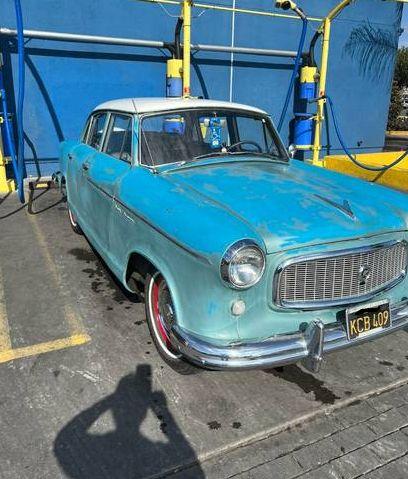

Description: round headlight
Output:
[220,240,266,289]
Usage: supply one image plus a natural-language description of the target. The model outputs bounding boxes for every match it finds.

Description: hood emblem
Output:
[314,194,356,220]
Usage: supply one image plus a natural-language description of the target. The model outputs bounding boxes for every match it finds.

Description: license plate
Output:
[346,300,391,341]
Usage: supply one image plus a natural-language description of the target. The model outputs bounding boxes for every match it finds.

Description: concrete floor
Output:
[1,188,408,478]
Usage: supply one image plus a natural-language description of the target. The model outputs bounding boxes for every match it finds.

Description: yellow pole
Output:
[312,18,330,166]
[0,120,15,194]
[312,0,354,166]
[182,0,192,97]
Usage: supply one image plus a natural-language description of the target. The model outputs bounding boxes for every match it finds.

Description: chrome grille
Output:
[275,241,408,308]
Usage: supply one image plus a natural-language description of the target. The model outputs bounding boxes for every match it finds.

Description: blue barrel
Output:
[293,113,314,147]
[299,81,316,101]
[166,77,183,98]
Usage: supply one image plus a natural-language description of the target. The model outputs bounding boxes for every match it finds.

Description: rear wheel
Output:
[145,271,197,375]
[68,204,83,235]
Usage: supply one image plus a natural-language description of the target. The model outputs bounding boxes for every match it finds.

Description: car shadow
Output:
[54,364,204,478]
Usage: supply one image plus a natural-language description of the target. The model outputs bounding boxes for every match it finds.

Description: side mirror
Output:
[288,144,297,159]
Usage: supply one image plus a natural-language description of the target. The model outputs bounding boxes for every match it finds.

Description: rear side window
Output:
[88,112,107,149]
[104,114,133,162]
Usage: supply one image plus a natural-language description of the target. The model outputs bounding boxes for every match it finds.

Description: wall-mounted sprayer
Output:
[275,1,308,133]
[275,1,306,20]
[166,17,183,97]
[165,0,192,98]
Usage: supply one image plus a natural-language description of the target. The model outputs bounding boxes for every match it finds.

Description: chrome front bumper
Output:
[170,300,408,373]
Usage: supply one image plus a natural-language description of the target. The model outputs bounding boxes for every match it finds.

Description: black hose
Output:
[308,30,321,67]
[325,95,408,173]
[175,16,183,59]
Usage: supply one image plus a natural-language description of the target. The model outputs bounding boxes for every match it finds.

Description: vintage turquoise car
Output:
[59,97,408,374]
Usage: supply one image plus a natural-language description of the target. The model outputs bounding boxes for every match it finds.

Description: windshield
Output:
[140,109,287,167]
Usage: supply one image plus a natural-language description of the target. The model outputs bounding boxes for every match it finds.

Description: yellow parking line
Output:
[0,208,91,366]
[0,334,90,364]
[0,266,12,352]
[27,212,86,336]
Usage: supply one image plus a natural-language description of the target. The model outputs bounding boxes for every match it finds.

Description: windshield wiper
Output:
[172,150,285,170]
[192,151,232,161]
[225,151,280,159]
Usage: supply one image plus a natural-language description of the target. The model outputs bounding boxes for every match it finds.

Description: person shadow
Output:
[54,364,204,478]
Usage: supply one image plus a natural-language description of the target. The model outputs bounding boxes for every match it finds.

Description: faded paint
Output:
[61,105,408,346]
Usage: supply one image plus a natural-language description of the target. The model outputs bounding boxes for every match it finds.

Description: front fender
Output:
[110,201,241,342]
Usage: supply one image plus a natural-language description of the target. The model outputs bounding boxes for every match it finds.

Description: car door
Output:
[73,111,109,247]
[65,114,99,217]
[81,111,133,251]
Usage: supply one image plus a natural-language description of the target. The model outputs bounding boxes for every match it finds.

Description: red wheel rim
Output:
[151,276,173,351]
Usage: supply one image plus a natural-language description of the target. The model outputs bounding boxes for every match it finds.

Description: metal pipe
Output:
[182,0,191,97]
[0,27,298,58]
[135,0,323,22]
[0,27,166,48]
[192,43,297,58]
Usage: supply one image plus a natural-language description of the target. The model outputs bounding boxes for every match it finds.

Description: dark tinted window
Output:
[88,112,107,149]
[104,114,133,162]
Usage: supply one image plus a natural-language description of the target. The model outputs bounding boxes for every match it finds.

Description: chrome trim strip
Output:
[87,177,212,265]
[85,178,211,264]
[170,300,408,371]
[114,198,211,264]
[273,240,408,310]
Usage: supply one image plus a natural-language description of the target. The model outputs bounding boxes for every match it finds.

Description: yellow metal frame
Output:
[0,156,16,193]
[312,0,355,166]
[136,0,323,22]
[0,120,16,193]
[325,151,408,192]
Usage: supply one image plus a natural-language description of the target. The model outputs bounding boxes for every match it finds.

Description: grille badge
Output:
[314,194,356,220]
[358,265,372,286]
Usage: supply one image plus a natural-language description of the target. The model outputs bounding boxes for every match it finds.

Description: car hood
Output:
[164,158,408,254]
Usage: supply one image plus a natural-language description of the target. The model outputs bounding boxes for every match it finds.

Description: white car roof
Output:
[93,97,267,115]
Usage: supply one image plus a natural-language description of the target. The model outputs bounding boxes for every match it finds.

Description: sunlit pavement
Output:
[1,188,408,478]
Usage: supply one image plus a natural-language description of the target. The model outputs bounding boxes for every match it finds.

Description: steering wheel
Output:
[227,140,263,153]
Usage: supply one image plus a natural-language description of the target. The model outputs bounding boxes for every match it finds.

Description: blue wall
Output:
[0,0,403,176]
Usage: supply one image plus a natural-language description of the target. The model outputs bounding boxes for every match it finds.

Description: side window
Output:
[104,114,133,162]
[81,116,92,143]
[88,112,108,149]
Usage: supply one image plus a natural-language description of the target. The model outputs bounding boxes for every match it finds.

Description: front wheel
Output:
[67,204,83,235]
[145,272,198,375]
